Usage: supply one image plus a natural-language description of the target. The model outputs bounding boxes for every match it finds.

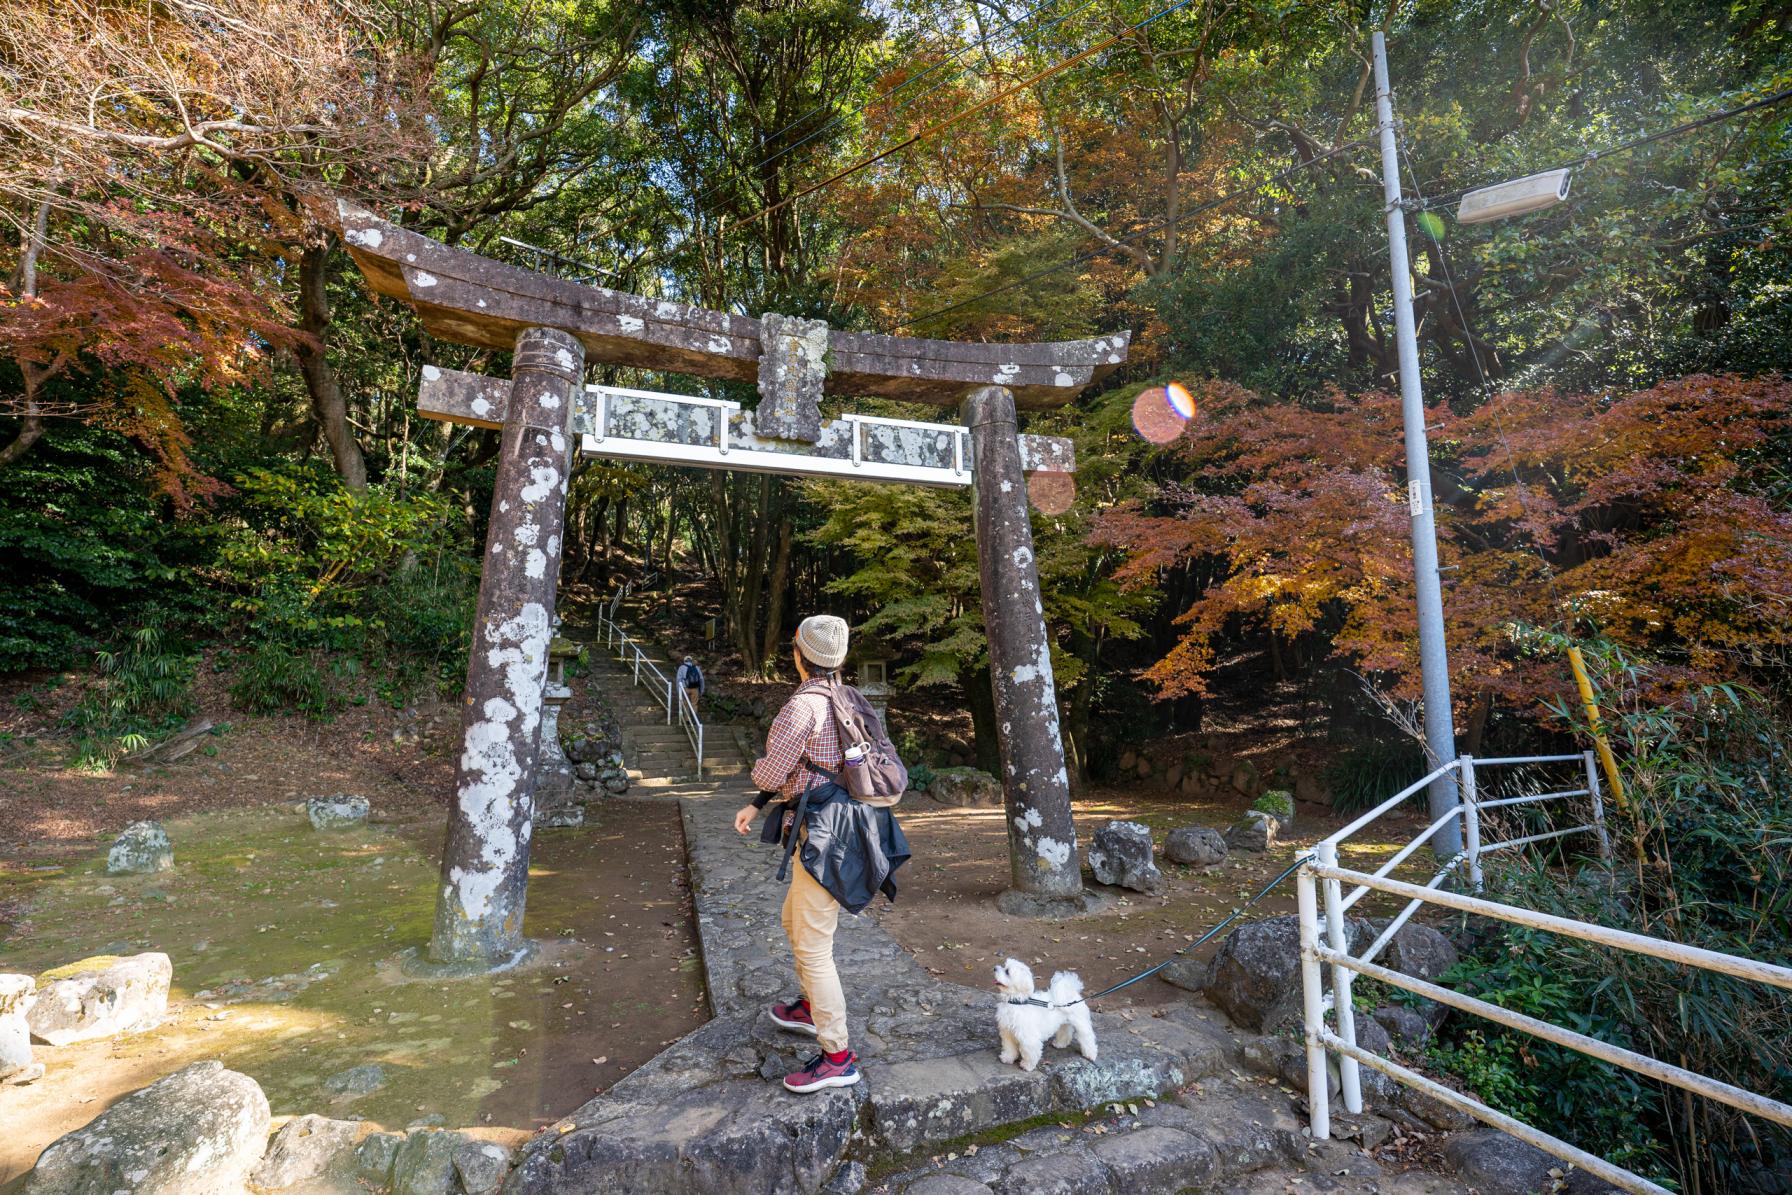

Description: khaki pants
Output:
[780,855,848,1052]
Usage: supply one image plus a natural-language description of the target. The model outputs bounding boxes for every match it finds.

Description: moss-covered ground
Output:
[0,800,705,1184]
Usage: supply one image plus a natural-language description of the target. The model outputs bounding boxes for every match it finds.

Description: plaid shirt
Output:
[752,678,844,799]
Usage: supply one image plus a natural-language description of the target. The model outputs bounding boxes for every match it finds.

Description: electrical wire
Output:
[1418,86,1792,213]
[1395,132,1569,618]
[887,137,1370,333]
[721,0,1207,236]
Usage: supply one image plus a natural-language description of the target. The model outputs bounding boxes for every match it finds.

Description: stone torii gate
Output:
[326,201,1130,967]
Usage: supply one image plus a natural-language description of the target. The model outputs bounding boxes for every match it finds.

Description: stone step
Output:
[507,995,1234,1194]
[866,1065,1445,1195]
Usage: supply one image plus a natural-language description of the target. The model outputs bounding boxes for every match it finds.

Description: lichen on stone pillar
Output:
[755,313,829,443]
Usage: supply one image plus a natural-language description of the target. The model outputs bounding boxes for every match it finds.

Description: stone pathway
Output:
[507,629,1476,1194]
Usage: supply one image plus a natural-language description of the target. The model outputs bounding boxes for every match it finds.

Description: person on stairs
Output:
[675,655,705,712]
[734,614,860,1094]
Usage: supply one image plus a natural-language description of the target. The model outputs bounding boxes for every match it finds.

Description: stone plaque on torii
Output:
[326,200,1130,967]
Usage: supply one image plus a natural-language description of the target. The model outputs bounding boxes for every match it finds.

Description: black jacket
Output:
[762,779,910,914]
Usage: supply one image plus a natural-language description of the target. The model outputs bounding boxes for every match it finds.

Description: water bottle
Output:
[842,743,867,799]
[843,743,866,771]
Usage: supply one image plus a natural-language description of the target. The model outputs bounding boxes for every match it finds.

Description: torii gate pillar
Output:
[964,385,1085,910]
[430,326,585,967]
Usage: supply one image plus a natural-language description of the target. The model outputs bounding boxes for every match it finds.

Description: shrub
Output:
[1252,789,1293,820]
[64,624,196,766]
[229,642,334,716]
[1425,646,1792,1191]
[217,463,474,711]
[1322,739,1429,814]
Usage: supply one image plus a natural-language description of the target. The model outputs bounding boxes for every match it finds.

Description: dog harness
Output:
[1004,995,1083,1007]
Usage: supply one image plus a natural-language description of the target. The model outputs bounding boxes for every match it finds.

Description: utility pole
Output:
[1372,31,1463,858]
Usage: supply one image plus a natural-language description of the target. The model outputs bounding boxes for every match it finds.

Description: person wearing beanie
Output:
[734,614,859,1092]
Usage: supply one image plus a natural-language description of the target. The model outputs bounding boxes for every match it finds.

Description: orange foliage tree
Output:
[0,0,433,497]
[1095,374,1792,740]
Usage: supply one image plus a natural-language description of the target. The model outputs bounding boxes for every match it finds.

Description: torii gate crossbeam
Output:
[324,200,1129,967]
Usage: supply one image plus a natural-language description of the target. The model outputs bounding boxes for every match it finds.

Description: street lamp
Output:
[1457,168,1574,224]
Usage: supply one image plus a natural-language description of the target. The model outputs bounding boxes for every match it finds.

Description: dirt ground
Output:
[869,785,1441,1008]
[0,657,460,859]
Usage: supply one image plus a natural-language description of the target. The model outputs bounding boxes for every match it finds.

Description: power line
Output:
[722,0,1205,237]
[888,137,1370,332]
[685,0,1078,221]
[1420,86,1792,213]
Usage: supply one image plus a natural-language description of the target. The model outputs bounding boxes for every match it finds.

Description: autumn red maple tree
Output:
[1095,374,1792,741]
[0,0,433,496]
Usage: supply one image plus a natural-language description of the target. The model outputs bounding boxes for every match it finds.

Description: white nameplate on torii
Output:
[415,366,1076,489]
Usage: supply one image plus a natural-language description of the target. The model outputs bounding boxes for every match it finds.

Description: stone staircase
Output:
[579,638,747,789]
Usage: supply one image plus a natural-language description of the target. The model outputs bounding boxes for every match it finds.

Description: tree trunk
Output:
[963,665,1002,775]
[1464,689,1495,755]
[737,477,774,668]
[1,199,54,469]
[295,245,368,490]
[759,516,794,669]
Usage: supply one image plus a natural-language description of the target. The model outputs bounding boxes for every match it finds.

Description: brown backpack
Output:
[821,678,907,808]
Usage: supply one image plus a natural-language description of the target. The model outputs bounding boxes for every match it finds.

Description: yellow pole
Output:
[1567,646,1628,817]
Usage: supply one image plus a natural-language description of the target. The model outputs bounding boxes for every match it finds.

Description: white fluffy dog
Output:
[993,957,1098,1071]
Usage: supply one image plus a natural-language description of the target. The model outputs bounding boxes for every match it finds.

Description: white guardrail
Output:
[1297,752,1792,1195]
[594,599,704,780]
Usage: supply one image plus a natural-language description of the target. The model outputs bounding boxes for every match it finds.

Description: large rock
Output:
[1200,915,1365,1032]
[1365,918,1460,981]
[106,819,172,873]
[508,1078,860,1195]
[353,1133,403,1187]
[871,1052,1053,1155]
[926,767,1003,808]
[1223,809,1277,853]
[391,1129,472,1195]
[991,1146,1110,1195]
[0,973,35,1079]
[452,1139,513,1195]
[249,1114,363,1193]
[1087,820,1163,894]
[23,1061,270,1194]
[1250,790,1294,829]
[1442,1128,1561,1195]
[28,952,171,1045]
[306,795,369,830]
[1373,1003,1434,1047]
[1163,826,1226,866]
[321,1062,387,1096]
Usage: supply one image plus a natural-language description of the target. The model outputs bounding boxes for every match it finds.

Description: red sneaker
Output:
[769,997,818,1037]
[783,1051,860,1094]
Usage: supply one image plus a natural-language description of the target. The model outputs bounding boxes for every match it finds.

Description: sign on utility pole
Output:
[1372,31,1464,858]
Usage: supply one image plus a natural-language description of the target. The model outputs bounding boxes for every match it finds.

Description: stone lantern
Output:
[536,627,582,827]
[854,652,893,727]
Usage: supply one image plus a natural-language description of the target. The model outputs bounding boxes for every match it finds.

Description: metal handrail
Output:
[594,607,705,779]
[1295,748,1788,1195]
[676,682,704,780]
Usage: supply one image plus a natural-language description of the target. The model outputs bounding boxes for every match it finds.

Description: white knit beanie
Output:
[795,615,850,670]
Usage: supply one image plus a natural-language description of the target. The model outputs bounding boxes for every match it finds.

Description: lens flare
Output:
[1131,387,1185,445]
[1165,381,1196,420]
[1027,470,1075,515]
